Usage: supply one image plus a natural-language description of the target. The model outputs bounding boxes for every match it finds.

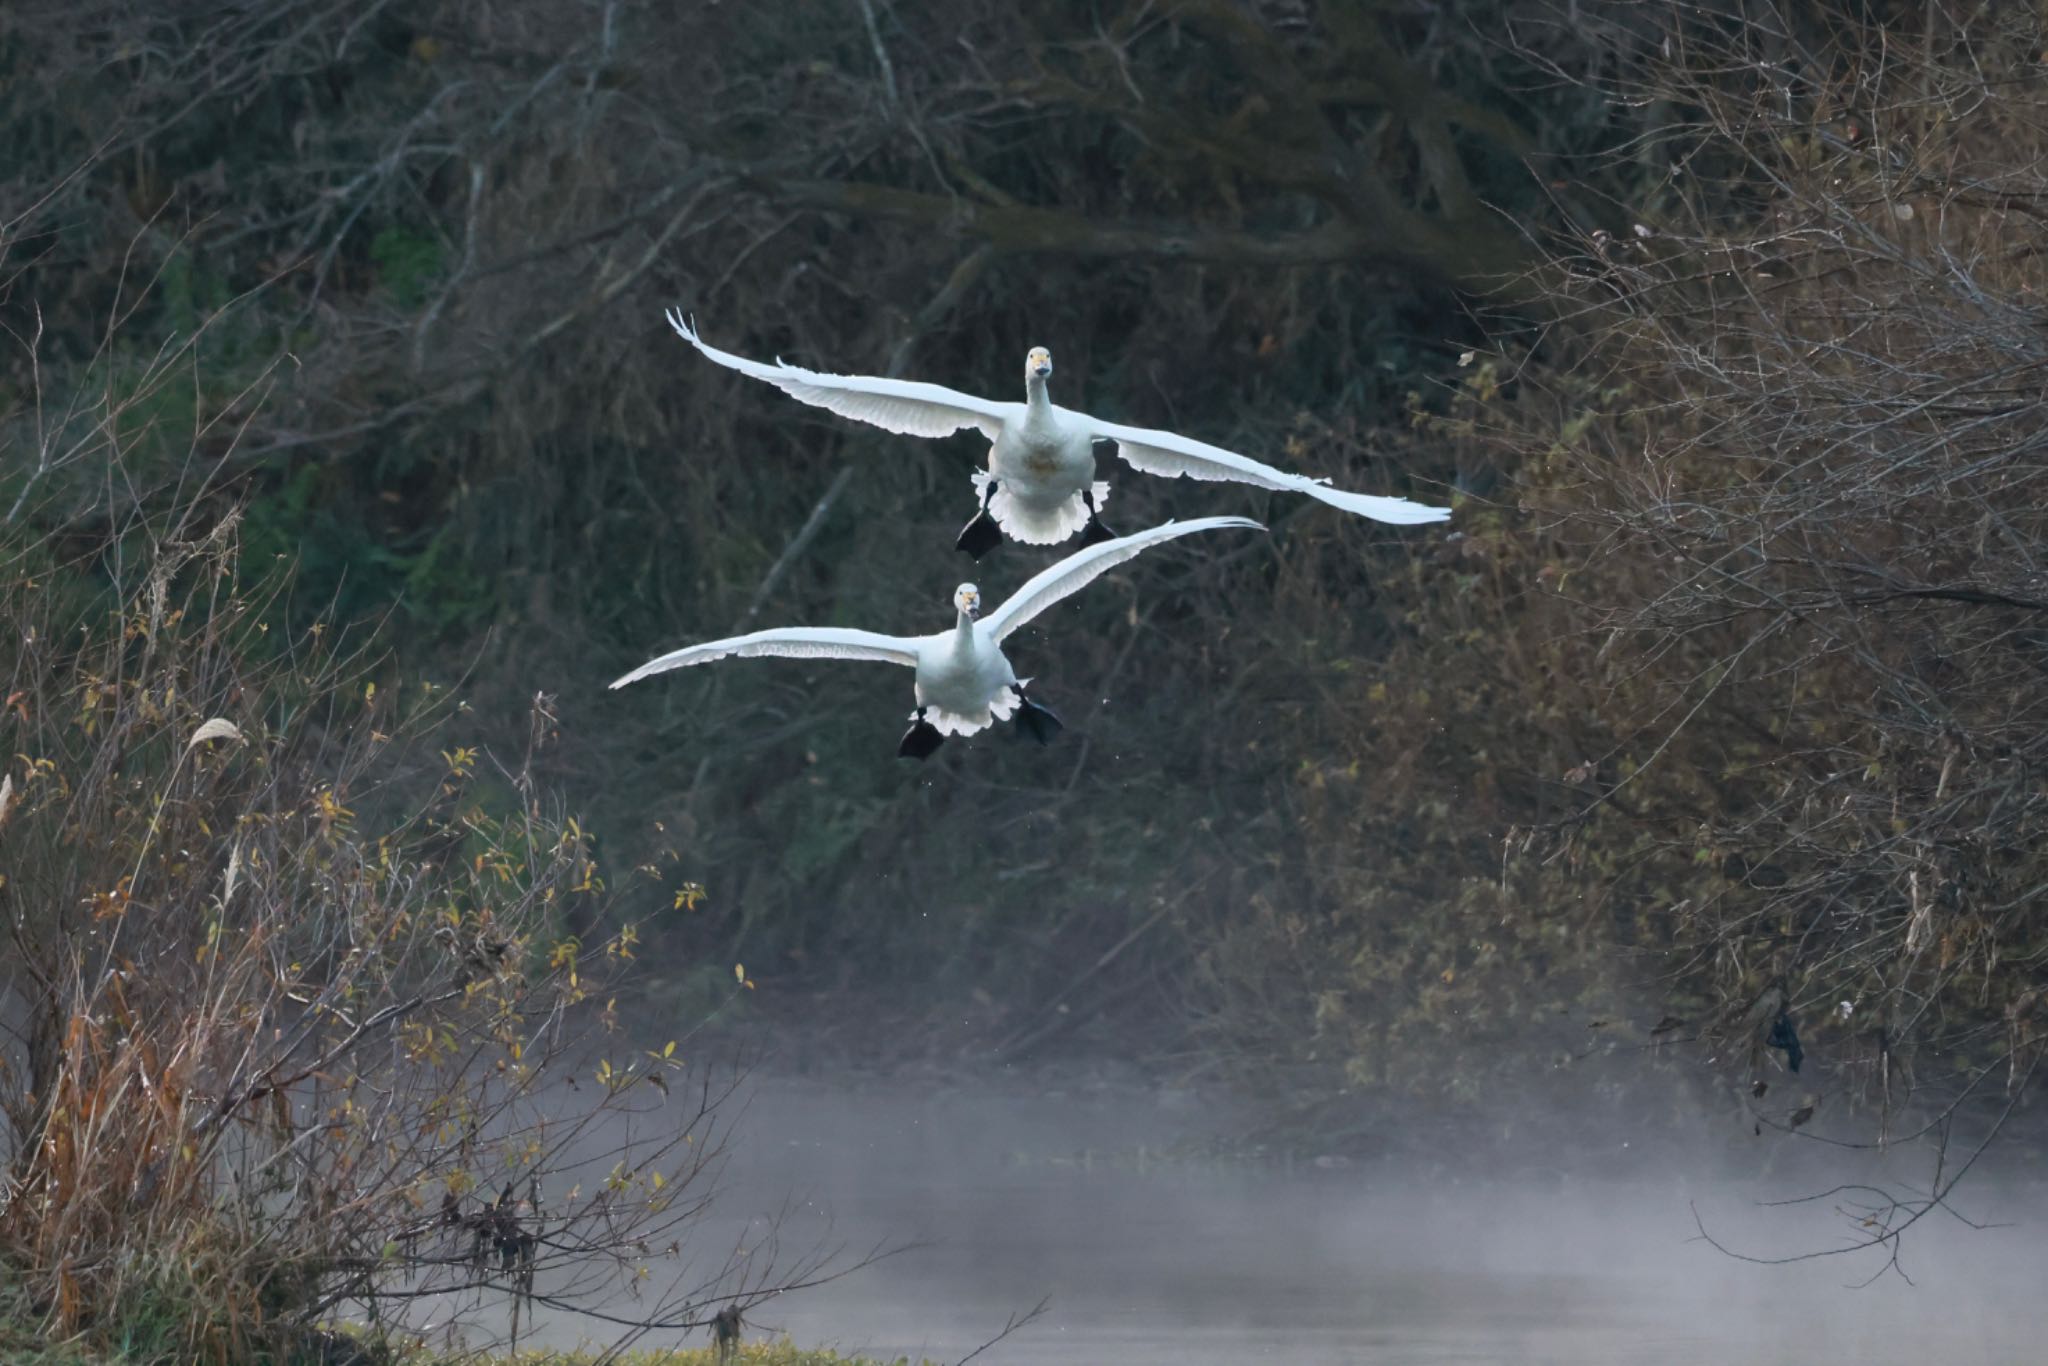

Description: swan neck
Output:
[948,617,982,665]
[1024,374,1051,414]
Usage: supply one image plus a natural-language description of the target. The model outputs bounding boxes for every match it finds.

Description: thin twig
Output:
[954,1296,1051,1366]
[855,0,900,111]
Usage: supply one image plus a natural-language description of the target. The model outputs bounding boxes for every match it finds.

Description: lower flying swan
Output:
[610,517,1263,758]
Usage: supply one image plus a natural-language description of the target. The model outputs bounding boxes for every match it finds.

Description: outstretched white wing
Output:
[670,311,1014,440]
[609,627,921,690]
[983,517,1264,645]
[1086,415,1451,526]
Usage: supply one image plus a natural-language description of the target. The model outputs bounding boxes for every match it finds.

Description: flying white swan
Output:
[668,312,1450,559]
[609,516,1262,758]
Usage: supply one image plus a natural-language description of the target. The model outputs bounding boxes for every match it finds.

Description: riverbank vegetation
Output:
[0,448,830,1354]
[0,195,851,1366]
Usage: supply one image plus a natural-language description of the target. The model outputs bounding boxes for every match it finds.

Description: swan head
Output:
[953,583,982,620]
[1026,347,1052,381]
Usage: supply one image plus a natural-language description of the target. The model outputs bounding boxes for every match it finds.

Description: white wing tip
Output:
[1311,486,1453,525]
[610,656,680,689]
[1389,501,1455,525]
[1155,515,1264,535]
[665,308,698,343]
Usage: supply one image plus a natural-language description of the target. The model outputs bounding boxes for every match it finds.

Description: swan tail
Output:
[974,475,1109,545]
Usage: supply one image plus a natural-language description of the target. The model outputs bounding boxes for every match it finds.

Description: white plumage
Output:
[610,517,1263,756]
[669,314,1448,557]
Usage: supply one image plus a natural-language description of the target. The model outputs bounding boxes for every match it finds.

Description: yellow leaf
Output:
[733,962,745,984]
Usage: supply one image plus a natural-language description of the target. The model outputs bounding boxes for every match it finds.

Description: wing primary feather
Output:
[665,310,1011,440]
[610,626,920,690]
[1300,483,1452,524]
[985,516,1263,645]
[1090,415,1450,525]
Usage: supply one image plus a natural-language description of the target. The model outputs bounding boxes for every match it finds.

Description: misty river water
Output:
[506,1072,2040,1364]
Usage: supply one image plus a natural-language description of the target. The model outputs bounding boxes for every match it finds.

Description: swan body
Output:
[609,517,1263,756]
[909,595,1024,737]
[668,314,1448,557]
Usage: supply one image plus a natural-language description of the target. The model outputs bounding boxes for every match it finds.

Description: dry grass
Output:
[0,266,850,1360]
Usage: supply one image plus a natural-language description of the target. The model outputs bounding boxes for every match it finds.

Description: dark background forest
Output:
[4,1,2048,1350]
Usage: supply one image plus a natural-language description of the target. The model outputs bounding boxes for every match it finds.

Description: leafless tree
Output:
[1488,0,2048,1260]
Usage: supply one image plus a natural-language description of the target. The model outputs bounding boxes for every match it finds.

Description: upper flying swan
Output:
[609,517,1262,759]
[668,312,1449,559]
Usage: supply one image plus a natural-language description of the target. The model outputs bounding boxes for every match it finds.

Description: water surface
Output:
[521,1073,2045,1363]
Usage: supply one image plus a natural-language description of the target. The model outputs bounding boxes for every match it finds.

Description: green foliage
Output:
[237,462,494,637]
[368,225,444,309]
[460,1341,936,1366]
[0,1315,935,1366]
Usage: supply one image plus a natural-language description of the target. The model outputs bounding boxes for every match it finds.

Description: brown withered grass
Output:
[0,382,816,1359]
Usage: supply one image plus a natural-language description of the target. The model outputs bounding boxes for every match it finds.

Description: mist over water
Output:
[520,1071,2046,1363]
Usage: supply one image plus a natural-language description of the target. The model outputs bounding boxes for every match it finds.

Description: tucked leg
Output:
[1077,488,1117,547]
[1011,688,1064,746]
[897,708,946,760]
[955,478,1004,560]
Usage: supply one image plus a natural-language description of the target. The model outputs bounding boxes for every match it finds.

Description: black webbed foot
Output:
[1012,692,1064,746]
[957,478,1004,559]
[897,711,946,760]
[955,509,1003,560]
[1077,487,1116,547]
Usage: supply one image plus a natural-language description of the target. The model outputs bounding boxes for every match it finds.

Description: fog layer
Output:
[519,1074,2042,1364]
